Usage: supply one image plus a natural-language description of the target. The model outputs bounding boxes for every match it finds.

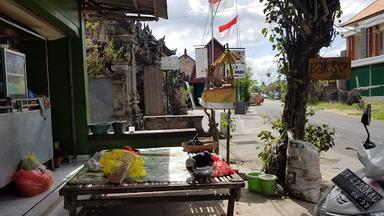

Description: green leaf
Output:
[261,28,268,36]
[269,35,275,43]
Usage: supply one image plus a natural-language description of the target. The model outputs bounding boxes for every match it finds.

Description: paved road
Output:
[251,99,384,158]
[192,100,384,178]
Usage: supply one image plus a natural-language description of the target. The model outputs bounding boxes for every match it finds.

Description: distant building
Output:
[342,0,384,96]
[179,49,195,82]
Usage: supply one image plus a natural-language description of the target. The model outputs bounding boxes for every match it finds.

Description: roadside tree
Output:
[260,0,341,186]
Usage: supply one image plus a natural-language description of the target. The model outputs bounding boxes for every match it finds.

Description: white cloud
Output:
[145,0,372,82]
[246,55,279,83]
[188,0,208,14]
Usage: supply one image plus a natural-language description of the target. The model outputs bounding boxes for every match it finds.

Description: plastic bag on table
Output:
[286,138,321,203]
[100,149,146,180]
[211,154,234,177]
[358,142,384,182]
[13,169,54,197]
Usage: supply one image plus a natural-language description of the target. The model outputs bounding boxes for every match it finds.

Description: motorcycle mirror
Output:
[361,104,371,126]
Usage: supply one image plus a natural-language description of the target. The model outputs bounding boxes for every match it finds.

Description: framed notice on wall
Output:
[309,57,351,80]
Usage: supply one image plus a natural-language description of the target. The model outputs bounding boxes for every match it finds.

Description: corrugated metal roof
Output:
[83,0,168,21]
[342,0,384,26]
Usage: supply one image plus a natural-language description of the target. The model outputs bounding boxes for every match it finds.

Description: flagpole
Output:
[211,3,214,66]
[235,0,239,48]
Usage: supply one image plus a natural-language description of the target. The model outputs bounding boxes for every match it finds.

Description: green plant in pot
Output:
[256,110,335,196]
[256,129,280,196]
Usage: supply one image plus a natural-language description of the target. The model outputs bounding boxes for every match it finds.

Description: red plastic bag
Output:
[13,169,54,197]
[211,154,235,177]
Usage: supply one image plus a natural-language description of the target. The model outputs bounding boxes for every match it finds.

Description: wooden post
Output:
[226,109,231,164]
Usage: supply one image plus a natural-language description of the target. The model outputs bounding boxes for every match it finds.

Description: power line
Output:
[201,12,210,44]
[168,4,263,20]
[202,2,221,44]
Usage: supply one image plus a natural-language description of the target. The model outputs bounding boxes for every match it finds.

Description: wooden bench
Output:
[59,147,245,216]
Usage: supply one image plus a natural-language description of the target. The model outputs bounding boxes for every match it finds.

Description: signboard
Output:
[161,56,179,70]
[332,169,383,211]
[195,48,208,78]
[309,57,351,80]
[226,49,246,78]
[233,64,246,78]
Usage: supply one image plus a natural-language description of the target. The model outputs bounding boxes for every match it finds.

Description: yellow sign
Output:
[309,57,351,80]
[202,88,235,103]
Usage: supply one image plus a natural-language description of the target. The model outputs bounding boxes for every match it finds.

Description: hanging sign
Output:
[227,48,246,78]
[195,48,208,78]
[309,57,351,80]
[161,57,180,70]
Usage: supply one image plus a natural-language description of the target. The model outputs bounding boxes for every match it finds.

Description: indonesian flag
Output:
[209,0,234,10]
[208,0,220,4]
[218,15,238,37]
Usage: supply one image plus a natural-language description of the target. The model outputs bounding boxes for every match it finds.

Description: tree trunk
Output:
[267,40,317,187]
[260,0,341,190]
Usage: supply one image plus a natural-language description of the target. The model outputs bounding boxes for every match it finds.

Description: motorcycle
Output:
[315,104,384,216]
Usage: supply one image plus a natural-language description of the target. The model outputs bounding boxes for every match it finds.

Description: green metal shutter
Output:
[371,63,384,96]
[348,66,370,96]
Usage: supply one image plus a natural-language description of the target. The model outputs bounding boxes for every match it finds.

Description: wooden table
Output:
[59,147,245,216]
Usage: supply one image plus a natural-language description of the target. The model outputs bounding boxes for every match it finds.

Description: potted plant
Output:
[112,120,127,134]
[255,130,280,196]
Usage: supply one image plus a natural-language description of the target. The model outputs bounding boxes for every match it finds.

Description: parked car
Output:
[273,92,280,100]
[249,93,264,105]
[261,93,268,98]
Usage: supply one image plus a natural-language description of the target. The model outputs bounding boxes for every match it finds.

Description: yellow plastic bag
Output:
[99,149,147,180]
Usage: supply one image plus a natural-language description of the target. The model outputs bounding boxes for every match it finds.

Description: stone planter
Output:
[234,101,246,114]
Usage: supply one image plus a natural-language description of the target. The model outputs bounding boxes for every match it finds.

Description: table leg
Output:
[64,195,77,216]
[227,189,236,216]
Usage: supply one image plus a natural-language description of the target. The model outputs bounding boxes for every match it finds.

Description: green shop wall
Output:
[347,63,384,96]
[17,0,90,154]
[19,40,49,96]
[371,64,384,96]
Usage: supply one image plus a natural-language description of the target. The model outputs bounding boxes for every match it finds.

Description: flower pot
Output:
[246,171,261,193]
[259,174,277,196]
[112,121,127,134]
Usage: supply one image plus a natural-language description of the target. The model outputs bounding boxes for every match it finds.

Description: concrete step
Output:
[0,159,85,216]
[26,162,85,216]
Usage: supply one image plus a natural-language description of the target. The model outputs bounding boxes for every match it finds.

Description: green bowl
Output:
[89,122,111,135]
[246,171,261,193]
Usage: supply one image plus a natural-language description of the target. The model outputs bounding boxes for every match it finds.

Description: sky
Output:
[147,0,375,84]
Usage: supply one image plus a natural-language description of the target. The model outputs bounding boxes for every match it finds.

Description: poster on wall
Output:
[226,48,246,78]
[195,48,208,78]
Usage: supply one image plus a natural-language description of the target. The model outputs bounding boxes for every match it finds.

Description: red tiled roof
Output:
[342,0,384,27]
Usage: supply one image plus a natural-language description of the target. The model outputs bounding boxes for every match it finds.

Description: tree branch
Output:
[312,0,318,23]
